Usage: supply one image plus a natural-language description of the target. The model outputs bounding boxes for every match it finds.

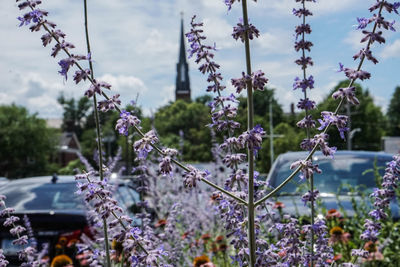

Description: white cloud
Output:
[373,95,388,113]
[255,30,293,55]
[343,30,364,50]
[380,39,400,59]
[254,0,364,17]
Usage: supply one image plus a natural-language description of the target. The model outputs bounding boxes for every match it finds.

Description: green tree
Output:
[57,93,91,139]
[237,89,285,133]
[312,80,386,150]
[0,104,57,178]
[387,86,400,136]
[154,100,212,162]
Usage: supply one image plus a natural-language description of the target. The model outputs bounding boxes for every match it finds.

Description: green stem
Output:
[240,0,256,266]
[83,1,110,266]
[300,1,314,264]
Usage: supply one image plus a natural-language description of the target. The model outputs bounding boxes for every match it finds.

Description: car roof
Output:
[276,150,394,161]
[2,175,76,185]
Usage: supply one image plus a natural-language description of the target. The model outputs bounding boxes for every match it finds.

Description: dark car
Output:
[267,150,399,218]
[0,175,140,265]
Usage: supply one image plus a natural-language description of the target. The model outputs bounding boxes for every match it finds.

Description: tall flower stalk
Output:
[82,0,112,265]
[293,0,318,265]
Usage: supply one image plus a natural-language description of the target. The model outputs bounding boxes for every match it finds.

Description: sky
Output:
[1,0,400,119]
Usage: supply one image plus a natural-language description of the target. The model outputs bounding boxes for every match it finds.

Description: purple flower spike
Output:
[238,124,266,152]
[356,17,370,30]
[297,98,316,110]
[159,148,178,176]
[293,76,314,91]
[183,166,208,188]
[301,189,319,206]
[332,86,360,105]
[115,110,141,136]
[317,111,349,140]
[232,18,260,42]
[290,159,322,180]
[133,130,158,159]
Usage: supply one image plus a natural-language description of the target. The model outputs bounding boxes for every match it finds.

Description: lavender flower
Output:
[293,76,314,91]
[133,130,158,159]
[317,111,349,140]
[159,148,178,176]
[183,166,208,188]
[290,159,322,180]
[97,94,121,112]
[301,189,319,206]
[73,69,91,84]
[238,124,265,152]
[356,17,370,29]
[115,110,141,136]
[232,70,268,93]
[332,86,360,105]
[222,153,247,168]
[296,115,316,128]
[313,133,337,158]
[84,79,112,98]
[232,18,260,42]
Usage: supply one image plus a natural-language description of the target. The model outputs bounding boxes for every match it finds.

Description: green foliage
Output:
[58,159,85,175]
[387,86,400,136]
[57,93,91,139]
[237,89,285,133]
[0,104,58,178]
[312,80,386,150]
[154,100,212,162]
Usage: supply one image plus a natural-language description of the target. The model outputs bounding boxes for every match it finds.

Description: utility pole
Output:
[269,98,274,167]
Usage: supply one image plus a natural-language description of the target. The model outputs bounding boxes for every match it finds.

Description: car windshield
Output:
[270,155,390,195]
[0,181,85,211]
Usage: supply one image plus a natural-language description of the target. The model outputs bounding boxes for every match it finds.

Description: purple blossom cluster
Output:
[133,130,159,160]
[290,159,322,180]
[317,111,349,140]
[232,18,260,42]
[159,148,178,176]
[353,154,400,259]
[0,195,43,266]
[115,110,141,136]
[336,1,400,88]
[231,70,269,94]
[75,172,165,266]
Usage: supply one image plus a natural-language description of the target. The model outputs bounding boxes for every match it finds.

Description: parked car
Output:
[266,150,399,219]
[0,175,141,265]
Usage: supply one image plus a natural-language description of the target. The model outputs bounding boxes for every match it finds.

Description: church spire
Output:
[175,13,191,101]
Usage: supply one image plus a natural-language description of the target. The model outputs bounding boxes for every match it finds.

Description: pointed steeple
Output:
[175,13,191,101]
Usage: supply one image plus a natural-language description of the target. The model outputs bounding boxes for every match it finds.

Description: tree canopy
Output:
[0,104,57,178]
[387,86,400,136]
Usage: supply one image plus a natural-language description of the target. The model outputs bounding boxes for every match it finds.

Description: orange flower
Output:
[182,231,191,239]
[273,201,285,209]
[58,237,68,246]
[215,235,224,243]
[51,254,73,267]
[329,226,350,244]
[327,254,342,263]
[218,244,228,252]
[201,233,211,241]
[155,219,167,228]
[364,241,383,261]
[193,255,210,267]
[210,192,222,203]
[326,209,341,219]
